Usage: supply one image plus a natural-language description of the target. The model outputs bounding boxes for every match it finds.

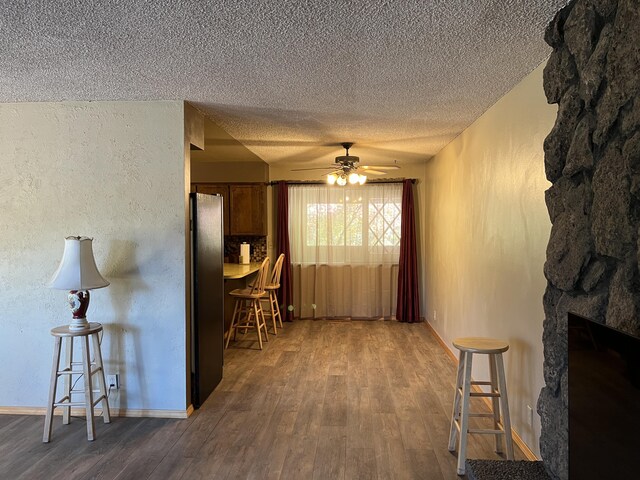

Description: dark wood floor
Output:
[0,320,524,479]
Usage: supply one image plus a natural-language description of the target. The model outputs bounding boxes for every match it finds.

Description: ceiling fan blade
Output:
[360,169,387,175]
[360,165,400,171]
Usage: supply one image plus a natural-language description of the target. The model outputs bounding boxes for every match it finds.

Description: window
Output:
[289,183,402,265]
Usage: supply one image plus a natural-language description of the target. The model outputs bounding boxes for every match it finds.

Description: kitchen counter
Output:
[223,262,262,280]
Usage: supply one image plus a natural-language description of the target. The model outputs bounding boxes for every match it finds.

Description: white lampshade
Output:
[336,175,347,186]
[327,173,337,185]
[348,172,360,184]
[49,236,110,291]
[358,174,367,185]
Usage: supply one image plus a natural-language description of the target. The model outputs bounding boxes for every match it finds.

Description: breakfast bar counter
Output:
[223,262,262,279]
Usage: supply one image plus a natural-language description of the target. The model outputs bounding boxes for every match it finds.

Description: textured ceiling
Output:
[0,0,567,168]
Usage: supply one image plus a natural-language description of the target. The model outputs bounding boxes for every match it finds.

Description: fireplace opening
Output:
[568,312,640,479]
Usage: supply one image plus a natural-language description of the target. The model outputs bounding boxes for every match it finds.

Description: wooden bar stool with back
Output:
[225,257,270,350]
[261,253,285,335]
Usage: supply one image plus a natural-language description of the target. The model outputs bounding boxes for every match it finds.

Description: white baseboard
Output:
[0,405,194,419]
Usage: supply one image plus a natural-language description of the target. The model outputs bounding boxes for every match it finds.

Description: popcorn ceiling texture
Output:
[0,0,567,167]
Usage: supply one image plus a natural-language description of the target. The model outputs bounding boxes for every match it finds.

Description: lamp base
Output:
[69,317,90,331]
[68,290,91,330]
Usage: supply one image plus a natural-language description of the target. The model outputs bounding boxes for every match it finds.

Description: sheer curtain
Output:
[288,183,402,319]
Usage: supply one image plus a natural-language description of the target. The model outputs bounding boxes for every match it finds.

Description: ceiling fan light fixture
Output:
[294,142,395,185]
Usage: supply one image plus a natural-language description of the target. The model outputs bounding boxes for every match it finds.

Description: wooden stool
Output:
[43,323,111,442]
[447,337,514,475]
[226,258,270,350]
[261,253,285,335]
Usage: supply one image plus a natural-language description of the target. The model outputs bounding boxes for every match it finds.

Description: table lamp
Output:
[49,236,110,330]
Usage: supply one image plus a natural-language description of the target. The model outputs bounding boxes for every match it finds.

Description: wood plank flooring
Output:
[0,320,525,479]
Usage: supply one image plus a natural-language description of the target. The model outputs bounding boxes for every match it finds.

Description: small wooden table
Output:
[43,323,111,442]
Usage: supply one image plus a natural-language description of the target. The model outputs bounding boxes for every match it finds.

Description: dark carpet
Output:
[466,460,551,480]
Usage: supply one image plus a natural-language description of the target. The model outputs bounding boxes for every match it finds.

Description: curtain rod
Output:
[268,178,417,186]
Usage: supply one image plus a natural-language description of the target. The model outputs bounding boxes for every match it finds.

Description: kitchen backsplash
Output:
[224,236,267,263]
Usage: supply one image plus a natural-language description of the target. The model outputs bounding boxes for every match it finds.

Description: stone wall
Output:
[539,0,639,478]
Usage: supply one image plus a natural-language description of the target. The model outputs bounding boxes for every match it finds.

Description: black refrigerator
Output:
[190,193,224,408]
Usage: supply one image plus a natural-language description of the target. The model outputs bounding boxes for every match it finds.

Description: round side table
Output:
[43,323,111,442]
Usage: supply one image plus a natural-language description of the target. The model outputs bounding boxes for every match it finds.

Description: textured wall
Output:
[424,63,556,457]
[0,101,188,412]
[191,160,269,183]
[539,0,640,478]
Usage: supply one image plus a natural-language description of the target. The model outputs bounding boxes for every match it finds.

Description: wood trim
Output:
[423,321,539,461]
[511,428,538,460]
[0,406,192,419]
[424,320,458,363]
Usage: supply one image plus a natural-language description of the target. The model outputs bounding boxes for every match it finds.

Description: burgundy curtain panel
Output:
[396,179,421,323]
[276,181,294,321]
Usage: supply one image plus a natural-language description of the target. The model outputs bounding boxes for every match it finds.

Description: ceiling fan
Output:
[291,142,400,185]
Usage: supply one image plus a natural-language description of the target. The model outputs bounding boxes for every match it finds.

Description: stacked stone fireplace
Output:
[539,0,639,478]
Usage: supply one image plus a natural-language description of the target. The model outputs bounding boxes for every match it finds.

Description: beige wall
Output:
[191,116,268,183]
[192,160,269,183]
[423,62,556,456]
[0,101,189,415]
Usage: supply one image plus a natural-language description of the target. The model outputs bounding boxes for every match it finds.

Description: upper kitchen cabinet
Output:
[193,183,267,236]
[229,184,267,236]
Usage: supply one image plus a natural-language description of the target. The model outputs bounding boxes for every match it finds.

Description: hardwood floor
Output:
[0,320,525,479]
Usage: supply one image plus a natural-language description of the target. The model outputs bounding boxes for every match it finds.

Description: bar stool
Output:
[226,258,270,350]
[447,337,514,475]
[261,253,285,335]
[43,323,111,442]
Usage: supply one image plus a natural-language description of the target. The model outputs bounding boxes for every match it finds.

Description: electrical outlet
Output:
[527,404,534,427]
[107,374,119,389]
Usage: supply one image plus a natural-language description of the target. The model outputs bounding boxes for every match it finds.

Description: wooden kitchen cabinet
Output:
[229,184,267,235]
[193,183,266,236]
